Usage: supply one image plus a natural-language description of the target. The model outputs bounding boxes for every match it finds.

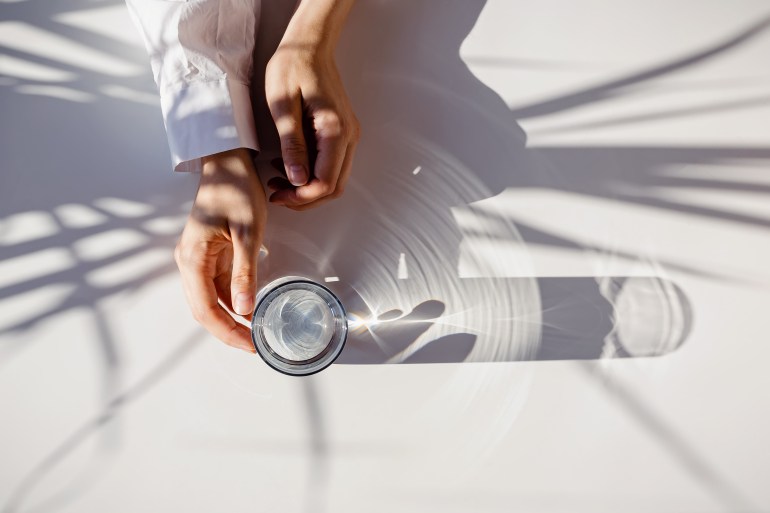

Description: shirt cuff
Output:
[159,78,259,173]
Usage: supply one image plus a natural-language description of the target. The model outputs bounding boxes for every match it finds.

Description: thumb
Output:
[270,94,310,186]
[231,233,258,316]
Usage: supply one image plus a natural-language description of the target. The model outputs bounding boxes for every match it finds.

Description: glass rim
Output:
[251,277,348,376]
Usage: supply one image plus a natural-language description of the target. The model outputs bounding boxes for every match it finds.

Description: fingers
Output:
[268,93,310,186]
[269,138,357,211]
[175,244,254,353]
[230,221,259,317]
[269,111,360,209]
[213,268,233,312]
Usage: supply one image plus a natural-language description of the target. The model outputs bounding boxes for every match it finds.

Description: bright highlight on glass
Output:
[251,277,347,376]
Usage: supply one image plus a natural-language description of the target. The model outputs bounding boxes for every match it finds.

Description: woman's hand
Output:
[265,0,360,211]
[174,148,266,352]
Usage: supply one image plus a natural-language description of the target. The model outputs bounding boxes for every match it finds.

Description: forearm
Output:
[280,0,357,56]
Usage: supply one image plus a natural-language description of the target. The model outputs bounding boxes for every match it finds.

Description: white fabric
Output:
[126,0,261,172]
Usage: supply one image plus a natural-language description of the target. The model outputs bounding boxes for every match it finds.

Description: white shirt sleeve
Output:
[125,0,260,172]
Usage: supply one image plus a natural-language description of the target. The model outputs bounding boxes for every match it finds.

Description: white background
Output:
[1,1,769,512]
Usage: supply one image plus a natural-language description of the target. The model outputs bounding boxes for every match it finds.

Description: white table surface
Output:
[1,1,769,512]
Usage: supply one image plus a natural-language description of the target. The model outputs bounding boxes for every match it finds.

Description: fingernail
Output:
[287,164,308,186]
[234,292,253,315]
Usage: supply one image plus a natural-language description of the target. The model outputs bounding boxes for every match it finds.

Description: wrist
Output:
[201,148,256,180]
[279,0,355,57]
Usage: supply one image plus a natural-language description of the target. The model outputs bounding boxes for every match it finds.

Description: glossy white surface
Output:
[1,1,769,512]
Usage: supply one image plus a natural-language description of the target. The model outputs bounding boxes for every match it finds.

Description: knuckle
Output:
[316,181,334,197]
[230,221,255,246]
[174,240,211,269]
[191,306,207,324]
[265,59,289,87]
[231,270,255,287]
[281,134,307,158]
[338,120,350,138]
[174,243,194,267]
[340,120,353,140]
[349,125,360,142]
[318,113,343,137]
[265,57,280,76]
